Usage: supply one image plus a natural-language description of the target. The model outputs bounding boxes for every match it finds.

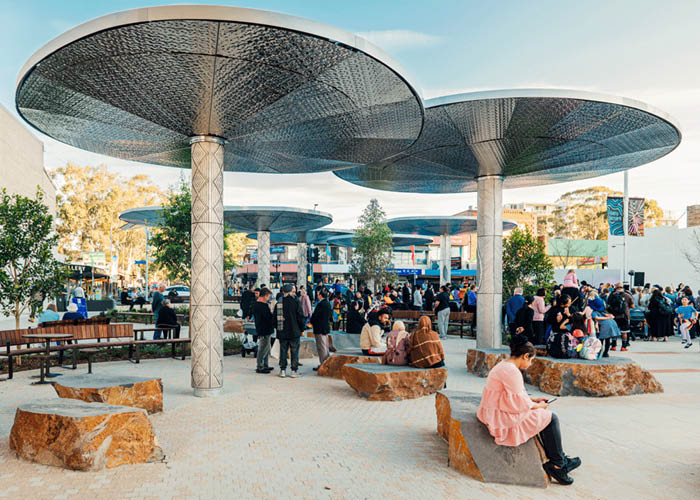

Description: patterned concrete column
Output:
[476,175,504,349]
[257,231,271,287]
[439,233,452,286]
[297,239,308,291]
[189,136,225,397]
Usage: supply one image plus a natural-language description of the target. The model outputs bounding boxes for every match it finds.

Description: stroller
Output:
[241,322,258,358]
[629,307,648,341]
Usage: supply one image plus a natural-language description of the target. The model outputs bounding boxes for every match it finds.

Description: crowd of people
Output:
[504,269,699,357]
[239,280,448,377]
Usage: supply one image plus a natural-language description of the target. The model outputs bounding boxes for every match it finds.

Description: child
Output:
[675,296,697,348]
[571,312,588,341]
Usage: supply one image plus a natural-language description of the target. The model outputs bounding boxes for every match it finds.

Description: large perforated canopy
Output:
[327,233,433,248]
[387,216,516,236]
[333,89,681,193]
[15,5,423,173]
[119,205,332,233]
[223,207,332,233]
[246,229,353,245]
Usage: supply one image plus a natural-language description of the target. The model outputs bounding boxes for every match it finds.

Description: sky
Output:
[0,0,698,228]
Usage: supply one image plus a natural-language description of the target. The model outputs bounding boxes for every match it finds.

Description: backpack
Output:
[658,298,674,316]
[607,292,627,316]
[579,336,602,360]
[383,332,410,365]
[547,331,575,359]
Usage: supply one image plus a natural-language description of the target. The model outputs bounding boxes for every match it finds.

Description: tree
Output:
[547,186,665,240]
[682,228,700,275]
[350,199,396,290]
[150,182,252,285]
[0,189,67,328]
[51,163,162,279]
[502,227,554,298]
[548,238,584,269]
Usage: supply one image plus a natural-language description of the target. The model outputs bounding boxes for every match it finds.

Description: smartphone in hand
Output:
[546,398,558,404]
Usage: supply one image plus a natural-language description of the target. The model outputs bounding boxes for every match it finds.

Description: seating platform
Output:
[317,349,382,379]
[435,391,549,488]
[466,348,663,397]
[51,374,163,413]
[329,332,361,350]
[271,337,318,360]
[343,363,447,401]
[9,398,162,471]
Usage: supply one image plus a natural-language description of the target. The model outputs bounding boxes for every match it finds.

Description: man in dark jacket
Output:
[401,283,411,305]
[424,285,435,312]
[274,284,306,378]
[310,287,332,370]
[610,283,634,352]
[252,288,275,373]
[240,283,255,320]
[156,299,180,339]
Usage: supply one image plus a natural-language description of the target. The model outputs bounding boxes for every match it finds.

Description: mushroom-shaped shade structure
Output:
[334,89,681,350]
[326,234,433,248]
[246,229,354,245]
[21,5,424,397]
[223,207,332,290]
[386,216,517,285]
[16,5,424,173]
[333,89,681,192]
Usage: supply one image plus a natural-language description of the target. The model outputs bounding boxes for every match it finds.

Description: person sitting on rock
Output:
[408,316,445,369]
[360,308,390,355]
[477,336,581,485]
[382,320,410,366]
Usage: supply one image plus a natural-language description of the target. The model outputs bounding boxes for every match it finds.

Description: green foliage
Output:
[0,189,68,328]
[150,180,250,286]
[502,227,553,298]
[350,199,396,288]
[223,335,243,354]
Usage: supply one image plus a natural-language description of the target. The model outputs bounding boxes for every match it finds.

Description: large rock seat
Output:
[317,349,382,379]
[466,348,663,397]
[9,399,162,471]
[52,375,163,414]
[435,391,548,488]
[343,363,447,401]
[223,319,244,333]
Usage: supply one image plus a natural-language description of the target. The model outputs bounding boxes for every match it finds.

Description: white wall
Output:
[0,105,55,215]
[607,226,700,289]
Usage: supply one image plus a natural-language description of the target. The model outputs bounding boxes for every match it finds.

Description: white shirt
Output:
[413,289,422,307]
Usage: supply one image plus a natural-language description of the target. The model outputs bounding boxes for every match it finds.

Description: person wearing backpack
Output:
[648,288,673,342]
[383,321,411,366]
[608,284,634,352]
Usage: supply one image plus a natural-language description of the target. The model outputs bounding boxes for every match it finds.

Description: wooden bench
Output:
[435,390,549,488]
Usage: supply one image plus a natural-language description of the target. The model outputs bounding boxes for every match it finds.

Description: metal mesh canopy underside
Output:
[223,207,332,233]
[119,205,332,234]
[333,89,681,193]
[246,228,353,244]
[387,216,516,236]
[16,6,423,173]
[327,233,433,248]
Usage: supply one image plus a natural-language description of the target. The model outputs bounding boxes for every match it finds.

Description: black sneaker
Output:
[543,462,574,485]
[684,343,692,349]
[564,456,581,473]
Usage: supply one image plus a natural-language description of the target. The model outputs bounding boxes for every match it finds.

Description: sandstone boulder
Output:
[466,348,663,397]
[223,319,244,333]
[317,350,382,379]
[343,363,447,401]
[52,375,163,414]
[9,399,162,471]
[435,391,548,488]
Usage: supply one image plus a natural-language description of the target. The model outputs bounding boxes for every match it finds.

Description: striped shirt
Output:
[409,328,445,368]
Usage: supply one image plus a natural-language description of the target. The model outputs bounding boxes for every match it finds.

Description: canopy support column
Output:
[189,135,225,397]
[440,233,452,286]
[476,175,503,349]
[257,231,271,287]
[297,235,308,291]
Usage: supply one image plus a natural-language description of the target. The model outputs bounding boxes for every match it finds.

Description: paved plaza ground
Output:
[1,329,698,499]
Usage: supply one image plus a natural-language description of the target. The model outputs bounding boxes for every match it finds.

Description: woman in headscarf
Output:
[408,316,445,369]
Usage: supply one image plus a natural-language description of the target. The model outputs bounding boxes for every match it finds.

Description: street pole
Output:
[622,171,629,285]
[145,227,150,300]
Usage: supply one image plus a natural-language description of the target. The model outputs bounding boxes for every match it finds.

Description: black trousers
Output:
[533,321,545,346]
[538,413,566,467]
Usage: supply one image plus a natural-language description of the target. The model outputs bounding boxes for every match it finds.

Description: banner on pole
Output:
[628,197,645,236]
[607,197,624,236]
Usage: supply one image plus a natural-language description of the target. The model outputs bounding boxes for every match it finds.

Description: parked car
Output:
[166,285,190,303]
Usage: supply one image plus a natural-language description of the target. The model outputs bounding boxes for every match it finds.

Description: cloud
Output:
[356,30,442,51]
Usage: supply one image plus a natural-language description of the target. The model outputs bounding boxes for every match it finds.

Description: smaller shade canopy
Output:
[246,228,353,245]
[224,206,332,233]
[326,233,433,248]
[119,206,332,234]
[387,216,516,236]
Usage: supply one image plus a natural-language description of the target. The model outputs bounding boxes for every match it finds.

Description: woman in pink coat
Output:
[477,337,580,485]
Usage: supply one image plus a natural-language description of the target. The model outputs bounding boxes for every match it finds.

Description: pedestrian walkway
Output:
[0,336,698,499]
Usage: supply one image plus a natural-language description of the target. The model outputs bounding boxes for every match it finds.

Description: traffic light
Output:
[307,246,320,263]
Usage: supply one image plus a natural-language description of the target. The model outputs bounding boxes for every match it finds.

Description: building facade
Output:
[0,104,55,214]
